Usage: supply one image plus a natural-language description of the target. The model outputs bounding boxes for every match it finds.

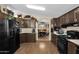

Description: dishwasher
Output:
[57,35,68,54]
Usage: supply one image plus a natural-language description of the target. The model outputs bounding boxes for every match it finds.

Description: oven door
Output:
[67,31,77,39]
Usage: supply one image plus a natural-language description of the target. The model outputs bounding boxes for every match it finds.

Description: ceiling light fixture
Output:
[26,4,45,11]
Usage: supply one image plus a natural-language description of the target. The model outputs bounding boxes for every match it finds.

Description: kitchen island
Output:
[20,28,36,43]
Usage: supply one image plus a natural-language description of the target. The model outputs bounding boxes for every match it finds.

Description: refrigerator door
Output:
[0,20,10,53]
[8,20,20,53]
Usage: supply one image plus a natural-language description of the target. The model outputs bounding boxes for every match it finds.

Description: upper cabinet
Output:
[16,15,37,28]
[75,8,79,22]
[23,15,37,28]
[68,11,74,23]
[52,18,57,27]
[0,4,14,20]
[64,14,70,24]
[51,18,61,28]
[0,4,8,19]
[0,4,7,14]
[52,6,79,28]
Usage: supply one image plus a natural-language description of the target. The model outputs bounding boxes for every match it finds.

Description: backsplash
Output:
[20,28,35,33]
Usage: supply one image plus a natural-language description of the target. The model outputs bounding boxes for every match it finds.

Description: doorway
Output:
[37,21,50,41]
[36,20,51,41]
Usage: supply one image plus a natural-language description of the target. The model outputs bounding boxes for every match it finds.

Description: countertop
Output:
[67,39,79,46]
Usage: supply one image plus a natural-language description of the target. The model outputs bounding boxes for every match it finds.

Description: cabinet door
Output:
[23,19,36,28]
[71,11,74,23]
[51,34,57,46]
[60,17,62,26]
[57,18,61,27]
[62,16,65,25]
[68,42,77,54]
[68,11,74,23]
[75,12,79,22]
[52,18,57,27]
[64,14,68,24]
[65,13,69,24]
[74,8,79,22]
[30,20,36,28]
[60,17,63,25]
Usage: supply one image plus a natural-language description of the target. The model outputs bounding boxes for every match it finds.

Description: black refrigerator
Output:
[0,19,20,54]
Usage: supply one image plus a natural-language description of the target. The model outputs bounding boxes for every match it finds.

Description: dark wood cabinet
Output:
[16,17,37,28]
[68,11,74,23]
[52,18,57,27]
[52,7,79,28]
[52,18,61,28]
[57,18,61,27]
[75,11,79,22]
[24,19,36,28]
[64,14,70,24]
[51,33,58,46]
[68,41,77,54]
[20,33,36,43]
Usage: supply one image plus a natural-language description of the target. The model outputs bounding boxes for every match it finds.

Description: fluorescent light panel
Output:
[26,4,45,11]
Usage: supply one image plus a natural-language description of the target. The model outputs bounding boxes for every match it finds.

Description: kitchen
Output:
[0,4,79,54]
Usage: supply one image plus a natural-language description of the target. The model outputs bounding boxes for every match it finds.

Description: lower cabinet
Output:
[51,33,58,46]
[68,41,77,54]
[76,47,79,54]
[51,34,68,54]
[20,33,36,43]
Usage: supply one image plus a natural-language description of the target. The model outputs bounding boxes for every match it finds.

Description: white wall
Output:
[36,22,38,40]
[49,19,51,41]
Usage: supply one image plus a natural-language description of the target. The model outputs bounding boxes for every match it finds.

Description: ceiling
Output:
[8,4,79,17]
